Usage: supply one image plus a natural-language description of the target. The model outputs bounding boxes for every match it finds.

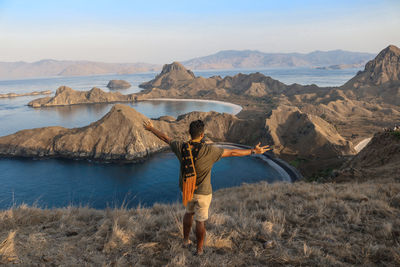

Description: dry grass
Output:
[0,179,399,266]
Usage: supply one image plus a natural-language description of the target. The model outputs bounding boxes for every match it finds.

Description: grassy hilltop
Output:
[1,179,399,266]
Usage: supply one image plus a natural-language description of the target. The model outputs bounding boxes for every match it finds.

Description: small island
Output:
[106,79,131,89]
[27,86,137,107]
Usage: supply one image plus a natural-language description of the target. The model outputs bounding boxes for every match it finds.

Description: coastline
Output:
[144,98,243,115]
[216,142,302,182]
[354,137,372,153]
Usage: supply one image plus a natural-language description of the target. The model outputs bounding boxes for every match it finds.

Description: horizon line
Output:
[0,47,380,65]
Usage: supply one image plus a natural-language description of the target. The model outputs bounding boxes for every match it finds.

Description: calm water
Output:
[0,67,358,95]
[0,153,285,209]
[0,67,359,209]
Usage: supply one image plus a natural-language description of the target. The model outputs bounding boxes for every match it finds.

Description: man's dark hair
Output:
[189,120,205,139]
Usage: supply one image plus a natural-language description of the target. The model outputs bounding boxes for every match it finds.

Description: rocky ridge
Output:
[28,86,136,107]
[0,104,355,162]
[343,45,400,104]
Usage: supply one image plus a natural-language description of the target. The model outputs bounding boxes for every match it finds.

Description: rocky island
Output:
[28,86,136,107]
[106,79,131,89]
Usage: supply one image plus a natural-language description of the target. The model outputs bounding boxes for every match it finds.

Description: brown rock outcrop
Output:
[348,45,400,86]
[265,105,355,158]
[140,62,196,90]
[28,86,136,107]
[0,105,166,161]
[342,45,400,105]
[107,80,131,89]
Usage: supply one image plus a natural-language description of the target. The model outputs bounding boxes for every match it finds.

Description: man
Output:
[143,119,271,255]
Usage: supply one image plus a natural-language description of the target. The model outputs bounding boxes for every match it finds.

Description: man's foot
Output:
[193,249,204,256]
[182,239,192,248]
[263,240,275,249]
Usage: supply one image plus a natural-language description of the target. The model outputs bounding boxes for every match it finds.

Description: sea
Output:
[0,67,360,209]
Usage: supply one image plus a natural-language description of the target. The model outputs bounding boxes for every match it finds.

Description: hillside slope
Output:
[265,105,355,158]
[0,180,398,266]
[335,129,400,182]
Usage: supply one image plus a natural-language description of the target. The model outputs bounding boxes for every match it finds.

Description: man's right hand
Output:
[143,120,154,131]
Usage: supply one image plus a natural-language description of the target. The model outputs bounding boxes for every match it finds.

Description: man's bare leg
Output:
[183,212,194,245]
[195,220,206,254]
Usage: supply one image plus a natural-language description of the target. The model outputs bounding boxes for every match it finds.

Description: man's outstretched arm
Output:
[222,142,271,158]
[143,120,172,144]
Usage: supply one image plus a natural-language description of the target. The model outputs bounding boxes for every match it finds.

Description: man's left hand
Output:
[254,142,272,154]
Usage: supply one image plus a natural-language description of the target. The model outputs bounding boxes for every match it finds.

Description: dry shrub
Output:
[0,231,18,264]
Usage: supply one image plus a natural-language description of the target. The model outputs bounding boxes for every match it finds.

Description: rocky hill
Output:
[28,86,136,107]
[0,105,166,161]
[265,105,355,158]
[334,129,400,182]
[140,62,196,90]
[183,49,374,70]
[137,62,319,100]
[342,45,400,105]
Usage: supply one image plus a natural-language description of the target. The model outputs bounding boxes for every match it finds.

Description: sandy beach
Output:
[145,98,243,115]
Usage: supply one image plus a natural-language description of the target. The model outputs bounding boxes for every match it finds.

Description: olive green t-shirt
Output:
[169,140,224,195]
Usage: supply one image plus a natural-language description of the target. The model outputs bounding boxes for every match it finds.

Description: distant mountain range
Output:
[182,50,375,70]
[0,60,160,80]
[0,50,375,79]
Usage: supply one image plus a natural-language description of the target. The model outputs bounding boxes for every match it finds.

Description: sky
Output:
[0,0,399,63]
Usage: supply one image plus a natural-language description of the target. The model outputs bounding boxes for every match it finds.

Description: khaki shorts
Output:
[185,194,212,222]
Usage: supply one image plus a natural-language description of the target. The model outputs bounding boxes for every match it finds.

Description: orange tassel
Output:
[182,143,198,206]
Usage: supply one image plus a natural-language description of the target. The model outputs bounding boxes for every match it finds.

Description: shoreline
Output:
[216,142,302,182]
[354,137,372,153]
[144,98,243,115]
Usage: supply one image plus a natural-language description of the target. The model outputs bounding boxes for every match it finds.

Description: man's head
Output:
[189,120,205,140]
